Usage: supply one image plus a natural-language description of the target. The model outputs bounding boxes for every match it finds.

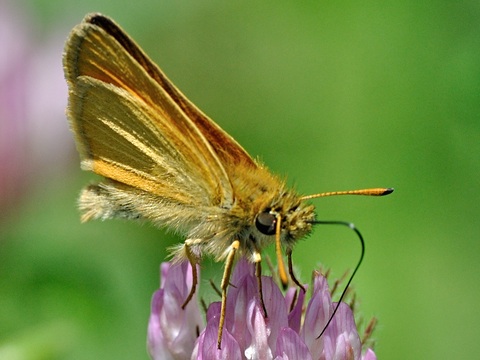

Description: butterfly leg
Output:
[217,240,240,349]
[255,259,268,318]
[250,245,268,318]
[286,248,306,293]
[274,214,289,289]
[181,239,200,309]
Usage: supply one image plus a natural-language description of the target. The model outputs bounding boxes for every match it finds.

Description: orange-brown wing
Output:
[64,13,240,207]
[80,14,258,171]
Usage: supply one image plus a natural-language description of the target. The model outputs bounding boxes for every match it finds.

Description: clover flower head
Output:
[148,259,377,360]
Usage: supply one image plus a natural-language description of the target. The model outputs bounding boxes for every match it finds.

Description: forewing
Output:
[64,13,234,206]
[73,14,258,177]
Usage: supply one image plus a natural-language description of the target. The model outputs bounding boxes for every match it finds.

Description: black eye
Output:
[255,211,276,235]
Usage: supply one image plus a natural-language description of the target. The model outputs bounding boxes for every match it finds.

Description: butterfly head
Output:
[254,201,315,245]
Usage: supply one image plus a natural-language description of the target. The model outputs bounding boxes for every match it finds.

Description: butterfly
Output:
[63,13,393,348]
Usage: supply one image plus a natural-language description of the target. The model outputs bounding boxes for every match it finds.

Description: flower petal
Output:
[362,348,377,360]
[225,266,258,350]
[194,313,242,360]
[275,327,312,360]
[245,300,273,360]
[328,302,361,360]
[148,262,203,360]
[286,286,307,334]
[301,273,332,358]
[261,275,289,352]
[332,303,362,359]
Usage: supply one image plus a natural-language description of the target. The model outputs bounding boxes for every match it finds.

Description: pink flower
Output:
[148,259,377,360]
[0,1,69,215]
[148,262,204,359]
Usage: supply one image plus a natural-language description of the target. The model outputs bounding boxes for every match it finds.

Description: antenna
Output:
[300,187,393,201]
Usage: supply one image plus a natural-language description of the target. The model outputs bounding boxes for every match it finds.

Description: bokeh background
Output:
[1,1,479,359]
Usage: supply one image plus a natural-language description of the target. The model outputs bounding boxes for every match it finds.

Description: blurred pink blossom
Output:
[0,1,70,216]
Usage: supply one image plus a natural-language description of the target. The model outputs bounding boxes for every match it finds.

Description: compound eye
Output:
[255,211,276,235]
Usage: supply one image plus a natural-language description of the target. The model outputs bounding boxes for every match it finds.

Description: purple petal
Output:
[194,312,242,360]
[321,302,362,360]
[160,262,171,288]
[275,327,312,360]
[163,262,193,299]
[244,300,273,359]
[362,348,377,360]
[231,258,255,284]
[206,301,221,323]
[328,302,362,360]
[329,332,356,360]
[284,288,296,312]
[301,274,332,358]
[148,290,169,359]
[148,262,203,359]
[225,267,258,350]
[261,275,289,352]
[286,286,307,334]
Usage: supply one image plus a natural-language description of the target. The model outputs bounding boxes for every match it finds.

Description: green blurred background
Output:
[1,1,479,359]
